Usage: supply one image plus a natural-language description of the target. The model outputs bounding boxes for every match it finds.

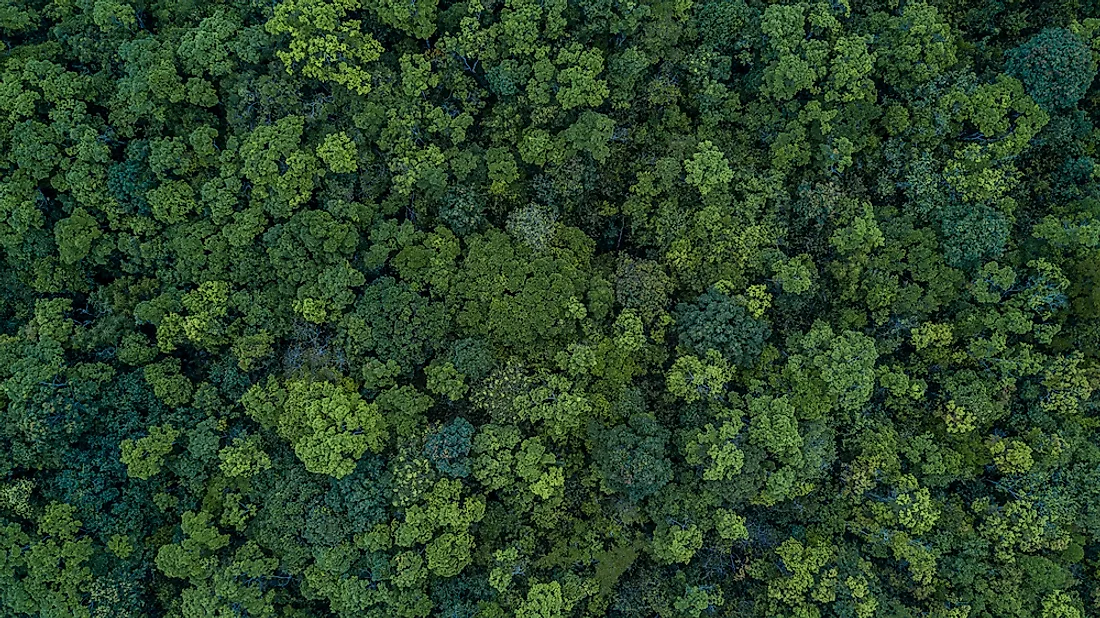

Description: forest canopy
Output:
[2,0,1100,616]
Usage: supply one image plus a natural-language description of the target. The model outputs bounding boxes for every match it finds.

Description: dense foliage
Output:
[2,0,1100,616]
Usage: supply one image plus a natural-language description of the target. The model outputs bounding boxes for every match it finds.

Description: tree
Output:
[219,435,273,478]
[54,208,101,264]
[338,276,449,372]
[1006,28,1097,111]
[675,287,770,368]
[119,424,179,480]
[0,503,95,618]
[155,511,230,581]
[423,418,475,478]
[143,359,194,408]
[452,229,590,355]
[651,523,704,565]
[518,582,564,618]
[615,257,672,319]
[593,414,672,501]
[683,406,745,483]
[787,321,878,416]
[871,2,957,90]
[241,376,387,477]
[560,111,615,163]
[238,114,318,215]
[555,44,609,110]
[317,131,358,173]
[265,0,383,95]
[939,200,1010,270]
[754,538,837,616]
[683,141,733,197]
[667,350,736,404]
[369,0,438,39]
